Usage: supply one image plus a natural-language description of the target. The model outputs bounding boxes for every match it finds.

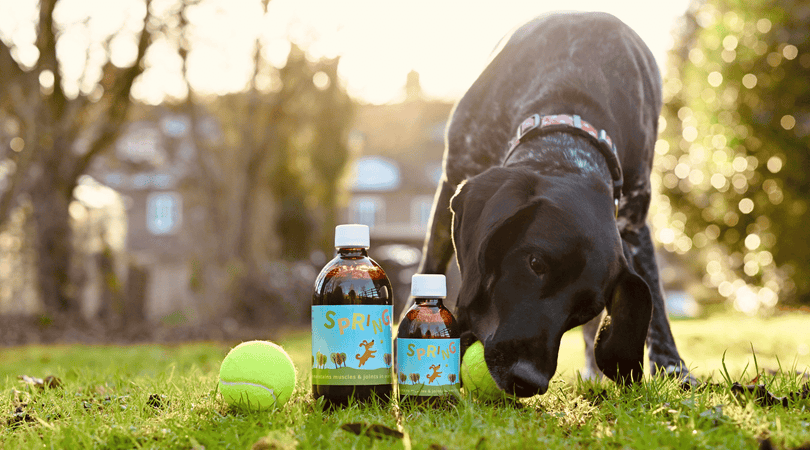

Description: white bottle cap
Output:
[411,274,446,298]
[334,224,370,248]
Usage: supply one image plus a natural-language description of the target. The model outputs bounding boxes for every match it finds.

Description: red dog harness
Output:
[502,114,624,217]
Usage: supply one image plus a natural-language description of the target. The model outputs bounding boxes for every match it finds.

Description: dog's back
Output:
[444,12,661,193]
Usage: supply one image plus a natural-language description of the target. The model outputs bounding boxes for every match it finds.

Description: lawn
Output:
[1,312,809,449]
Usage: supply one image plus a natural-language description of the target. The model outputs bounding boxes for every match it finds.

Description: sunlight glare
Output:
[0,0,692,104]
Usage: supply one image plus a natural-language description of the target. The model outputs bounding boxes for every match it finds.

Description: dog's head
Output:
[451,167,652,396]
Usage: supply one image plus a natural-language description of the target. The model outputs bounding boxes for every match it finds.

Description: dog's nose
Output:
[510,360,549,397]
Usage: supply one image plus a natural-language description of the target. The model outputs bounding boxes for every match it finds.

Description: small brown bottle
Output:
[311,224,393,406]
[397,274,460,407]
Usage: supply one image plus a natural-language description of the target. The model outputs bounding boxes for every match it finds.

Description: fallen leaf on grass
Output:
[582,388,609,405]
[340,422,403,440]
[731,382,810,407]
[17,375,62,390]
[759,438,810,450]
[147,394,169,410]
[4,405,36,430]
[679,379,716,392]
[683,380,810,407]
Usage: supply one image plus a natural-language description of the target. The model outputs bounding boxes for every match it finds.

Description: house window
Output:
[411,195,433,228]
[350,196,384,228]
[350,157,400,192]
[147,192,182,235]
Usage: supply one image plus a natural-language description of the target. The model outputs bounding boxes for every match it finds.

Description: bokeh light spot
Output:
[756,18,772,33]
[744,260,759,276]
[722,35,738,51]
[705,224,721,239]
[742,73,757,89]
[689,169,704,185]
[766,156,783,173]
[9,137,24,153]
[782,44,798,60]
[682,126,698,142]
[654,139,669,155]
[711,134,727,149]
[707,71,723,87]
[659,228,675,245]
[780,115,795,130]
[744,233,761,250]
[312,71,330,90]
[710,173,727,189]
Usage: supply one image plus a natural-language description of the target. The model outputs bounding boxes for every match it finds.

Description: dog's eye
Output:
[529,255,546,275]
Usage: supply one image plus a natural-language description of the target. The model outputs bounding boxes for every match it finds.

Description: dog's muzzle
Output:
[510,359,550,396]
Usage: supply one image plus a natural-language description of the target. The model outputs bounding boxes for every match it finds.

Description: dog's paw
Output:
[653,361,701,387]
[579,367,604,382]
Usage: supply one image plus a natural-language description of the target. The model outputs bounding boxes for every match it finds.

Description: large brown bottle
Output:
[397,274,460,407]
[311,224,393,406]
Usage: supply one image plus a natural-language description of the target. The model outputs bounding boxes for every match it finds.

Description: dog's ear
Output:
[450,168,544,321]
[593,242,653,385]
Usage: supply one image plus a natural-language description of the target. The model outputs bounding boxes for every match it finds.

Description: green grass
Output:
[1,312,809,449]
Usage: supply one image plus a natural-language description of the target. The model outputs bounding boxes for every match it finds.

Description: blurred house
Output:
[83,75,456,323]
[345,71,460,312]
[86,107,221,324]
[346,71,451,242]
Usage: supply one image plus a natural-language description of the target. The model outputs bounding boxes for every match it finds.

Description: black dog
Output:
[409,12,691,397]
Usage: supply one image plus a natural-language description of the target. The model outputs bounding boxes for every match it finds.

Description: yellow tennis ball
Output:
[219,340,296,410]
[460,341,508,401]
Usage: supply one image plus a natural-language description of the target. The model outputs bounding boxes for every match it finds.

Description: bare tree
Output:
[176,0,353,268]
[0,0,154,316]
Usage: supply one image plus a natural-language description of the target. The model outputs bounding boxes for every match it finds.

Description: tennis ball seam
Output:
[219,380,278,402]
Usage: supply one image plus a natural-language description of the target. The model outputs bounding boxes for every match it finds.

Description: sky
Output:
[0,0,694,104]
[128,0,696,104]
[258,0,695,104]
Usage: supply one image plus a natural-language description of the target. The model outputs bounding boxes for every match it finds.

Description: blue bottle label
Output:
[397,338,461,396]
[311,305,393,386]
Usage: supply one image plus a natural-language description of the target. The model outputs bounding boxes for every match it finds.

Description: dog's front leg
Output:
[398,178,457,322]
[581,312,604,380]
[418,178,457,275]
[624,224,693,380]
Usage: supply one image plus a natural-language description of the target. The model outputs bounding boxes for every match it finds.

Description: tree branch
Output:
[36,0,67,121]
[64,20,96,127]
[69,0,153,182]
[0,37,32,111]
